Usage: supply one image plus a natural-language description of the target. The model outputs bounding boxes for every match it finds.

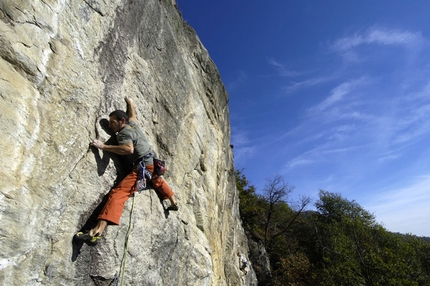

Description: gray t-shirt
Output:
[117,120,153,165]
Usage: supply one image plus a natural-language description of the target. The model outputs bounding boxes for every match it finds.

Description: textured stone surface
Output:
[0,0,257,285]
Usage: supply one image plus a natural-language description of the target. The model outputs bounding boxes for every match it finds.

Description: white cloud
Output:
[377,150,401,163]
[250,26,430,219]
[315,82,350,111]
[226,70,248,91]
[231,130,250,146]
[233,146,256,163]
[268,58,302,77]
[308,77,369,113]
[331,27,426,65]
[231,129,258,163]
[285,75,334,92]
[332,27,424,52]
[286,158,314,169]
[365,175,430,236]
[377,85,430,146]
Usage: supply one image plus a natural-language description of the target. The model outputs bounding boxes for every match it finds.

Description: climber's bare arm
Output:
[91,140,134,155]
[125,96,137,122]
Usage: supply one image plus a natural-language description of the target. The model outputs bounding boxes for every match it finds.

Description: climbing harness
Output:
[135,161,150,192]
[136,152,166,177]
[134,155,153,193]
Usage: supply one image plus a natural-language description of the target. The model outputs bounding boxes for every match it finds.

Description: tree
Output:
[235,169,266,239]
[262,175,310,249]
[315,190,376,226]
[313,190,430,285]
[237,180,430,286]
[262,175,294,246]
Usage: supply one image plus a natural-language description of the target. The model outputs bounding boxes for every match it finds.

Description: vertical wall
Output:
[0,0,256,285]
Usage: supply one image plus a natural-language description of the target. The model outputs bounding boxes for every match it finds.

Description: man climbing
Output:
[237,252,249,275]
[75,96,178,246]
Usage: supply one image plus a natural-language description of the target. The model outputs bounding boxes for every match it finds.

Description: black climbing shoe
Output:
[167,204,179,211]
[74,232,100,246]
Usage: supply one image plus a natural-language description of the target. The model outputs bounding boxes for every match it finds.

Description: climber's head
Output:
[109,110,129,132]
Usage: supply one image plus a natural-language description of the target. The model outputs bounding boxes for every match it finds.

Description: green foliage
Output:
[236,169,266,239]
[236,171,430,286]
[316,190,376,226]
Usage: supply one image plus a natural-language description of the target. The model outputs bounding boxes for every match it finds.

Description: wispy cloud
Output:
[332,27,426,62]
[286,158,314,169]
[309,78,368,112]
[231,128,258,163]
[231,130,251,146]
[268,58,339,93]
[268,58,302,77]
[232,146,256,164]
[377,149,401,163]
[333,27,424,51]
[234,26,430,235]
[377,83,430,147]
[365,175,430,236]
[284,50,430,224]
[226,70,248,91]
[285,75,335,92]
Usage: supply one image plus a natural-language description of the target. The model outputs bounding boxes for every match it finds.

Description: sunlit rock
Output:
[0,0,256,285]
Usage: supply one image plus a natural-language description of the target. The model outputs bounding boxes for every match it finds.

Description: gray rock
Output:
[0,0,257,285]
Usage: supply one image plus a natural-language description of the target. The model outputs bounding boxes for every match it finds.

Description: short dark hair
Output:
[109,110,129,123]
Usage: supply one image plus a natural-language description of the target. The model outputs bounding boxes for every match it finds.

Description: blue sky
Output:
[176,1,430,237]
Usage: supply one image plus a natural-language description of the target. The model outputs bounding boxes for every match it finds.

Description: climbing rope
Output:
[117,194,136,286]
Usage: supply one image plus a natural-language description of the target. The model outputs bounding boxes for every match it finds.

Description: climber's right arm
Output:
[91,139,134,155]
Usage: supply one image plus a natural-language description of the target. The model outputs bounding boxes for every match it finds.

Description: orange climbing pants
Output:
[98,164,174,225]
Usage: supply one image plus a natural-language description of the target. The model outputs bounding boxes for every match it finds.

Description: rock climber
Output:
[75,96,178,246]
[237,252,249,275]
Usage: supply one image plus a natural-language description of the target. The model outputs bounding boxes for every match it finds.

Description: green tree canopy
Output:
[235,172,430,286]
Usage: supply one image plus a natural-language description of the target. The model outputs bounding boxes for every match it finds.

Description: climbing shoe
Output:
[167,204,179,211]
[74,231,100,246]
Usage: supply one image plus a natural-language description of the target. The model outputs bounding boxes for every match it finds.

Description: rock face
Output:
[0,0,257,285]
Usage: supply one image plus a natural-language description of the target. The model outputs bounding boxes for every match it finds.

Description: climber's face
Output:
[109,115,126,133]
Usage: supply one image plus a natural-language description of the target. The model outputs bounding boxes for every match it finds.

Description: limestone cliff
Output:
[0,0,257,285]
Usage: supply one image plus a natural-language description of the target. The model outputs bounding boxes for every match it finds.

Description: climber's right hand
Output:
[90,139,105,150]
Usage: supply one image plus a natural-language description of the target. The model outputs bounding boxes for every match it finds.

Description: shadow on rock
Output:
[71,192,110,262]
[93,119,133,183]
